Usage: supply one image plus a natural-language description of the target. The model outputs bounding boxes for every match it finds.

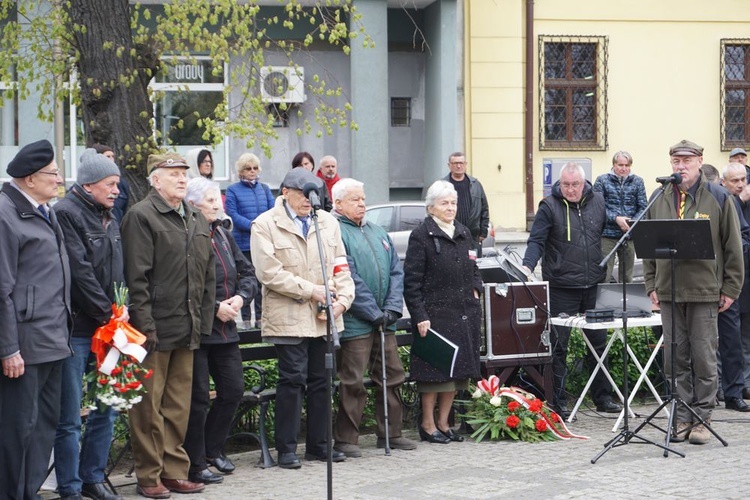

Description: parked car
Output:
[365,202,496,261]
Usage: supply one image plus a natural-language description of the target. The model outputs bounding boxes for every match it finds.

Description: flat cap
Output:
[669,139,704,157]
[7,139,55,178]
[281,167,320,191]
[729,147,747,158]
[147,153,189,175]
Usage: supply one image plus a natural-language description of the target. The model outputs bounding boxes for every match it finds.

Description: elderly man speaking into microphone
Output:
[643,139,743,445]
[251,168,354,469]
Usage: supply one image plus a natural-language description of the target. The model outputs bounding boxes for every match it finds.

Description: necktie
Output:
[678,191,686,219]
[299,216,309,238]
[38,204,49,221]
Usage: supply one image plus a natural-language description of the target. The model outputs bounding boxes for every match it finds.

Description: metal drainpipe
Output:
[524,0,535,230]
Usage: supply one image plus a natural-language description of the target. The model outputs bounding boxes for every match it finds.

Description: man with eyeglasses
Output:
[522,162,621,420]
[0,139,73,498]
[443,152,489,257]
[592,151,648,283]
[643,140,743,445]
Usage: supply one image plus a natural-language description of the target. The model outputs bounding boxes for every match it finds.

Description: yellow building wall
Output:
[466,0,750,231]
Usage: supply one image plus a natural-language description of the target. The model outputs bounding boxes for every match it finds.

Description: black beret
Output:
[7,139,55,178]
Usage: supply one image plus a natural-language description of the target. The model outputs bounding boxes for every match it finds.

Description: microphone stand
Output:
[308,194,340,500]
[592,178,682,463]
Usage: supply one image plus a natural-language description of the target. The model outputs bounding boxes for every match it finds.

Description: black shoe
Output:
[81,483,122,500]
[717,389,725,402]
[439,427,465,442]
[596,400,623,413]
[278,452,302,469]
[743,387,750,400]
[304,450,346,463]
[188,468,224,484]
[207,454,235,474]
[725,397,750,412]
[418,426,450,444]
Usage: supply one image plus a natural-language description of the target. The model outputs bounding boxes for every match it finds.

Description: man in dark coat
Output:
[332,178,417,458]
[53,149,124,500]
[443,152,490,257]
[522,162,621,419]
[121,153,216,498]
[0,139,73,498]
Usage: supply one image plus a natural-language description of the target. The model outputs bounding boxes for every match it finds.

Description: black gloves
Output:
[383,309,398,327]
[144,331,159,353]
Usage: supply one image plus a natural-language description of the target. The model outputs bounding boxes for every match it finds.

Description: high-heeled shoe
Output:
[419,426,450,444]
[440,427,465,442]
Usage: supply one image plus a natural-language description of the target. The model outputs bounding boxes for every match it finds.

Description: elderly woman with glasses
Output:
[225,153,275,326]
[403,180,483,444]
[183,177,257,484]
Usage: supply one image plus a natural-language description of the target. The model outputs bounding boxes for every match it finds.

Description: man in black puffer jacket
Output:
[523,162,621,419]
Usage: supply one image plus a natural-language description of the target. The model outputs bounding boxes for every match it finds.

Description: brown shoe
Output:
[160,479,205,494]
[689,422,711,445]
[671,421,691,443]
[136,484,171,499]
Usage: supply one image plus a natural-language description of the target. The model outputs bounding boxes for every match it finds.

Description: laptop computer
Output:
[595,283,653,318]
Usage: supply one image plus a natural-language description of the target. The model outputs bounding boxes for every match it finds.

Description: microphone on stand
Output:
[656,173,683,185]
[302,182,323,210]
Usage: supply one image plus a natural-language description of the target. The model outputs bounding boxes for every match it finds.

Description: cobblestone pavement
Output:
[87,401,750,499]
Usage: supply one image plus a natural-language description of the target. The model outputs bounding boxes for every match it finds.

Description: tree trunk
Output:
[68,0,159,203]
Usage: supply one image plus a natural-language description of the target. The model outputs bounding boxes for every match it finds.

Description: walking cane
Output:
[379,324,391,456]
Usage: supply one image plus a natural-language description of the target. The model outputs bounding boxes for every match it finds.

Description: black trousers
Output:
[549,286,612,408]
[718,300,745,400]
[274,337,328,455]
[185,343,244,472]
[0,359,63,499]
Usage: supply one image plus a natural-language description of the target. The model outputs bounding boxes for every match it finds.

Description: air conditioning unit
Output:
[260,66,306,103]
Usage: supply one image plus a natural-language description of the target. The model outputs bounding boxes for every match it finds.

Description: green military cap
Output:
[146,152,190,174]
[669,139,704,157]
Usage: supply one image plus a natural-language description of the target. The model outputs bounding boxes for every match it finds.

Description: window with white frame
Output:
[722,39,750,150]
[151,57,229,179]
[538,35,608,151]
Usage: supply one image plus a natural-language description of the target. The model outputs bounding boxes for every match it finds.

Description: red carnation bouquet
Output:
[461,375,587,442]
[85,283,151,412]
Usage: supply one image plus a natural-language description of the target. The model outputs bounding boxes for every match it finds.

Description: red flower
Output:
[121,360,130,367]
[144,369,154,379]
[126,371,134,378]
[98,378,109,385]
[111,366,123,376]
[118,387,129,393]
[535,419,548,432]
[506,415,520,428]
[529,399,543,412]
[551,412,561,423]
[507,401,521,412]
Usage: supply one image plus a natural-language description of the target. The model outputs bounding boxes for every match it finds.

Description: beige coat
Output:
[250,198,354,338]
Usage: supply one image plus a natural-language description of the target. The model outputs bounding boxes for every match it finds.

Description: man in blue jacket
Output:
[332,178,417,457]
[592,151,647,283]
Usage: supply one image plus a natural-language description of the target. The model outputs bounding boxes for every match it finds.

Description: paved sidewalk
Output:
[98,402,750,499]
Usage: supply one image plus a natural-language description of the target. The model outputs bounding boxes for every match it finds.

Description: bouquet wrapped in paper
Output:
[86,283,152,411]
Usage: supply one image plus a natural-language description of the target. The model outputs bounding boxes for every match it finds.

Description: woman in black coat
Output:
[184,178,258,483]
[403,180,483,444]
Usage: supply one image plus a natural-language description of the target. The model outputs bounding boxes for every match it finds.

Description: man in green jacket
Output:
[122,153,216,498]
[643,139,743,445]
[332,178,417,457]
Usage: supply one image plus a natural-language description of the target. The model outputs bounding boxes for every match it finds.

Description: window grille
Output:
[721,39,750,150]
[539,35,608,151]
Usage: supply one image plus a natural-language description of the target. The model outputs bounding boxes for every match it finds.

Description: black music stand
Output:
[629,218,728,455]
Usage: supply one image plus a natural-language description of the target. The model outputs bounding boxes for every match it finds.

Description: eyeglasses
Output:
[244,166,259,171]
[449,161,466,166]
[36,170,61,177]
[561,182,583,189]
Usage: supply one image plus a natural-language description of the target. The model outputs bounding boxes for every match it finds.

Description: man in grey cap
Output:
[251,167,354,468]
[0,139,73,498]
[121,153,215,498]
[52,149,124,500]
[643,139,743,445]
[729,147,747,166]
